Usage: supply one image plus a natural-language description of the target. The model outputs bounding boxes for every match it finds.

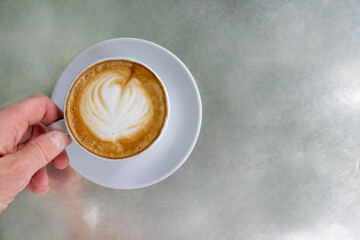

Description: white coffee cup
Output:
[47,57,170,161]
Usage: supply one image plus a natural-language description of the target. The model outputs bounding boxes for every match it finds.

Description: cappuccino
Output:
[66,60,167,159]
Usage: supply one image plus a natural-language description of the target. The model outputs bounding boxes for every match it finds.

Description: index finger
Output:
[0,94,63,155]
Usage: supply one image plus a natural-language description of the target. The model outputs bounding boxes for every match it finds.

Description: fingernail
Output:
[67,136,72,145]
[49,131,68,153]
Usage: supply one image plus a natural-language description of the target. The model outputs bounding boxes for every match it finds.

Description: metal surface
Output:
[1,0,360,239]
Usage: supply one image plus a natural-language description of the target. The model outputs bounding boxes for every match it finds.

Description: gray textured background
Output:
[1,0,360,239]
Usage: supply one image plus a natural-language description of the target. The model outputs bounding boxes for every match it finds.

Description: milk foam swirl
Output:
[79,71,152,142]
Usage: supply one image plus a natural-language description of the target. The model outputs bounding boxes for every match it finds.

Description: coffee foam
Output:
[79,71,153,142]
[66,60,167,159]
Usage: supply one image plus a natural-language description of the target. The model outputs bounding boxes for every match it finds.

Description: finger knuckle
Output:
[31,93,48,99]
[28,140,49,166]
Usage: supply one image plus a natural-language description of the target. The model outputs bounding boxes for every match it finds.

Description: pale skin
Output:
[0,94,72,213]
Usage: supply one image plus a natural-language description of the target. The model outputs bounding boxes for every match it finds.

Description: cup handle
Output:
[46,119,69,134]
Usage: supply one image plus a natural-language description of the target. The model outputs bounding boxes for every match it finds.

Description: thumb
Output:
[12,131,69,177]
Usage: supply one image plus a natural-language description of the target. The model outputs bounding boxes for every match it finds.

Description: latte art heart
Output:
[66,60,167,159]
[79,72,152,142]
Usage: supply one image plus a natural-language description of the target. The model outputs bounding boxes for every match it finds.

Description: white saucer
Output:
[51,38,202,189]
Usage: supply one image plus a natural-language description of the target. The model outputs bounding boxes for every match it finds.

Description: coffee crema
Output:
[66,60,167,159]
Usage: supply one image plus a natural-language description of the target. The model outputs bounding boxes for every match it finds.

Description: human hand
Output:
[0,94,71,213]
